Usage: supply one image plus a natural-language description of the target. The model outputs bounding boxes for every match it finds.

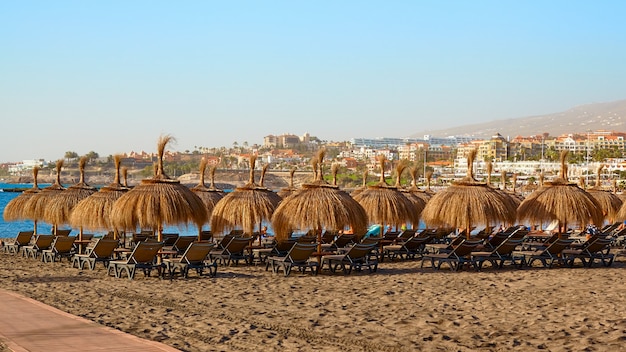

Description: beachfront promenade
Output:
[0,289,179,352]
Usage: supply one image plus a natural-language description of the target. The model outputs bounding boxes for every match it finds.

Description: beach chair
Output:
[42,236,76,263]
[199,230,213,242]
[72,238,120,270]
[162,233,179,246]
[321,243,378,274]
[470,238,525,270]
[168,236,196,255]
[162,242,217,280]
[107,241,164,279]
[517,239,574,268]
[481,232,512,251]
[295,235,317,244]
[383,235,432,261]
[267,242,319,276]
[394,229,417,243]
[258,238,297,264]
[328,234,356,252]
[383,230,401,241]
[209,237,253,266]
[426,234,466,254]
[55,229,72,236]
[562,238,614,267]
[420,240,482,271]
[321,230,338,244]
[21,234,55,259]
[3,231,33,254]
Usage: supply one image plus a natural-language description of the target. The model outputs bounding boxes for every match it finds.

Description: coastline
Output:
[2,251,626,351]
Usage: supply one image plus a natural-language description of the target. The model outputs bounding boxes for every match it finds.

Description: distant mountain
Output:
[411,99,626,139]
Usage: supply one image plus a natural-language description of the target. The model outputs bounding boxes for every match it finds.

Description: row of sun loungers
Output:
[3,224,624,279]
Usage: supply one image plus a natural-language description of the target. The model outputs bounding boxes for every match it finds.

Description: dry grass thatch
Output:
[395,162,426,223]
[517,151,604,231]
[586,164,622,222]
[44,156,97,227]
[3,166,41,222]
[421,149,517,235]
[110,135,208,239]
[407,166,431,202]
[353,155,419,229]
[350,169,369,197]
[277,167,298,198]
[271,149,367,241]
[211,154,281,235]
[191,159,225,221]
[70,155,129,232]
[22,160,66,227]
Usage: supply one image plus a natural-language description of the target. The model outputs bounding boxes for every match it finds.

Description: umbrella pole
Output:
[317,228,322,263]
[33,220,38,235]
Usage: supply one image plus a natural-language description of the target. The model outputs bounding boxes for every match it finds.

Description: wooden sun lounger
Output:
[42,236,76,263]
[163,242,217,280]
[72,238,120,270]
[267,242,319,276]
[107,241,164,279]
[3,231,33,254]
[321,243,378,274]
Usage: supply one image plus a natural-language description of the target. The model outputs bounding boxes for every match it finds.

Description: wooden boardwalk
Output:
[0,289,179,352]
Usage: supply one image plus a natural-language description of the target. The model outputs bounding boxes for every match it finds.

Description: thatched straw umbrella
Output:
[353,155,419,235]
[408,166,431,203]
[517,151,603,237]
[395,162,426,228]
[211,155,281,238]
[585,164,622,224]
[271,150,367,254]
[44,156,97,241]
[69,155,129,240]
[422,150,517,239]
[22,160,66,234]
[425,170,435,195]
[485,162,520,210]
[277,168,298,198]
[500,170,523,206]
[3,166,41,233]
[110,135,208,242]
[350,169,369,197]
[191,159,225,240]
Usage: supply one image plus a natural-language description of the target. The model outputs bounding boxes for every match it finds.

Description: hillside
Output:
[411,99,626,139]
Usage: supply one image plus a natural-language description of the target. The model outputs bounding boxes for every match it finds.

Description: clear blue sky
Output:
[1,1,625,162]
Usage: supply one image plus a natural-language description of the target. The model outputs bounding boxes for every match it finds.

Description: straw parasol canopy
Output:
[350,169,369,197]
[22,160,66,234]
[425,170,435,195]
[421,149,517,239]
[211,155,281,236]
[271,150,367,252]
[517,151,603,235]
[485,161,521,212]
[110,135,208,242]
[44,157,97,239]
[3,166,41,223]
[277,167,298,198]
[191,159,225,223]
[585,164,622,223]
[408,166,431,203]
[69,155,129,238]
[500,170,523,206]
[395,162,426,226]
[353,155,419,234]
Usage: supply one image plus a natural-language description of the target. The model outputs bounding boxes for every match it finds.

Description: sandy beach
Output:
[1,250,626,352]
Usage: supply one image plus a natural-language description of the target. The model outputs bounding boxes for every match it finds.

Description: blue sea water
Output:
[0,183,207,239]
